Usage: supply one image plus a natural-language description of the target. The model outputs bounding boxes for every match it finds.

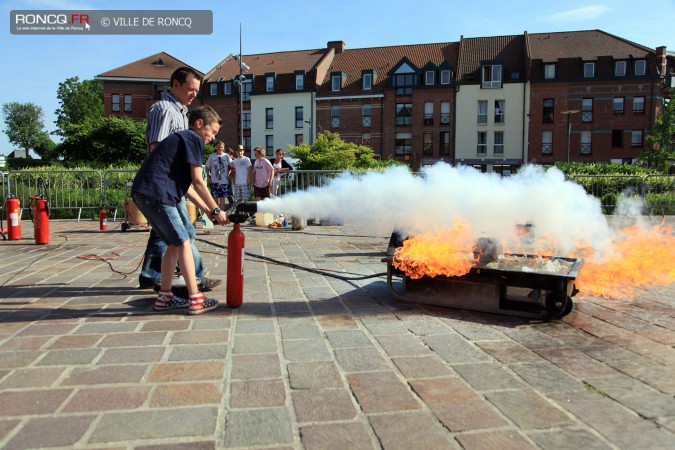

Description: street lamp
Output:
[561,110,580,163]
[234,24,250,155]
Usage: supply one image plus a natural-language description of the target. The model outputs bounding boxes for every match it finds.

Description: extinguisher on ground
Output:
[100,208,107,231]
[5,195,22,240]
[30,195,49,245]
[226,222,245,308]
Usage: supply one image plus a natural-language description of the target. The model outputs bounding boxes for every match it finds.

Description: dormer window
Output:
[440,69,451,85]
[210,83,218,96]
[361,69,377,90]
[634,60,646,76]
[614,61,626,77]
[544,64,556,79]
[295,71,305,90]
[390,59,418,95]
[584,62,595,78]
[425,70,435,85]
[331,72,345,91]
[265,73,276,93]
[481,64,502,88]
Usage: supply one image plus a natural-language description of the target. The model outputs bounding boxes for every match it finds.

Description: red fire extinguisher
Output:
[100,208,107,231]
[5,195,22,240]
[227,222,245,308]
[30,195,49,245]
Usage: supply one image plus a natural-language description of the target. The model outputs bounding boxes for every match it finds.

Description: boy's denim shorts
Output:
[132,194,194,246]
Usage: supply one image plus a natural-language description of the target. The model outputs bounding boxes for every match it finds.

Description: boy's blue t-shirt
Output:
[132,129,204,206]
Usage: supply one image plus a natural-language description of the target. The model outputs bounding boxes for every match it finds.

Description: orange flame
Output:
[574,222,675,299]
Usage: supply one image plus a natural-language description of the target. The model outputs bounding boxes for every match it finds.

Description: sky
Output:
[1,0,675,156]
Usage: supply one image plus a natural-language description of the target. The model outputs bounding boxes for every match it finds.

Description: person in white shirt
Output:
[230,145,252,203]
[205,141,233,210]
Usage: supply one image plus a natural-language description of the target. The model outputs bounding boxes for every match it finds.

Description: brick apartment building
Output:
[97,30,674,171]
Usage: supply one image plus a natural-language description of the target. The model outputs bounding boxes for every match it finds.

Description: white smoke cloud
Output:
[258,164,614,257]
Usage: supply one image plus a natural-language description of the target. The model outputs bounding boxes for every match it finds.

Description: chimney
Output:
[327,41,346,54]
[656,46,667,76]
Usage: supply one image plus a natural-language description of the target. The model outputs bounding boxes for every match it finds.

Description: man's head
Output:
[189,106,222,143]
[236,145,245,157]
[215,141,225,153]
[170,67,202,106]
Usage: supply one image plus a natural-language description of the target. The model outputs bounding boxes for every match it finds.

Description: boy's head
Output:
[236,145,245,157]
[189,106,222,143]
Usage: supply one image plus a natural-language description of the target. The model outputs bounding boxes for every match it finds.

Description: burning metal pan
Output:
[384,232,582,320]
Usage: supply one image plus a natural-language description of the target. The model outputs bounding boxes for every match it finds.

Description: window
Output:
[243,136,251,151]
[634,60,646,76]
[396,103,413,126]
[582,98,593,122]
[266,108,273,129]
[362,104,372,126]
[633,97,645,113]
[477,100,488,124]
[363,73,372,90]
[296,73,304,90]
[631,130,643,147]
[583,62,595,78]
[612,130,624,147]
[393,73,416,95]
[580,131,592,154]
[544,64,556,79]
[613,97,624,114]
[424,102,433,125]
[542,131,553,155]
[440,132,450,155]
[241,81,251,101]
[111,94,120,112]
[440,102,450,124]
[265,135,274,155]
[494,100,505,124]
[440,70,451,85]
[331,75,341,91]
[423,132,433,155]
[425,70,435,86]
[362,133,372,146]
[124,94,132,113]
[242,111,251,130]
[477,132,487,154]
[224,82,232,95]
[482,64,502,88]
[543,99,554,123]
[295,107,304,128]
[266,76,274,92]
[395,132,412,155]
[614,61,626,77]
[331,105,340,127]
[295,134,304,145]
[494,131,504,154]
[210,83,218,96]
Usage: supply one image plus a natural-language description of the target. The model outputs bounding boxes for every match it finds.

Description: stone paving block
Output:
[421,334,490,364]
[291,388,357,422]
[315,314,359,330]
[170,329,228,344]
[585,374,675,418]
[308,300,349,315]
[282,339,332,361]
[3,414,96,450]
[334,347,390,372]
[347,371,420,412]
[90,407,218,443]
[485,389,573,429]
[234,318,275,334]
[287,361,343,389]
[190,318,231,330]
[98,346,166,364]
[375,334,433,357]
[502,328,564,349]
[0,335,51,351]
[74,322,139,334]
[0,389,72,415]
[550,390,675,448]
[455,429,537,450]
[0,367,65,389]
[527,428,612,450]
[369,411,452,450]
[0,419,19,442]
[453,362,525,391]
[233,333,278,354]
[448,322,506,341]
[150,383,222,407]
[0,350,42,368]
[533,347,618,378]
[509,361,585,393]
[280,324,323,340]
[223,407,293,447]
[141,320,191,332]
[603,357,675,395]
[169,344,227,361]
[136,441,216,450]
[403,317,453,336]
[61,364,148,385]
[361,319,409,336]
[98,331,168,347]
[476,340,543,364]
[48,334,103,349]
[391,355,454,379]
[230,353,282,380]
[148,361,224,382]
[15,323,77,337]
[63,386,150,412]
[325,329,373,348]
[37,348,102,366]
[229,379,286,408]
[300,422,374,450]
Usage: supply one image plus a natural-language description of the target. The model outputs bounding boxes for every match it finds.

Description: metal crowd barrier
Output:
[570,175,645,214]
[274,170,348,197]
[644,174,675,215]
[102,170,137,221]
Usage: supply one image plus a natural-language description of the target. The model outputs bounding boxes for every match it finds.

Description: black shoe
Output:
[139,279,155,289]
[199,278,222,292]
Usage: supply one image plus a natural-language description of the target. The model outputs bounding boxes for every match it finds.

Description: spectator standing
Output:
[269,148,293,197]
[253,146,274,201]
[230,144,252,203]
[205,141,233,211]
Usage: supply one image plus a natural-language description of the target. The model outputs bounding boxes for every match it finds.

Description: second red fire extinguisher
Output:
[226,222,245,308]
[31,195,49,245]
[100,209,107,231]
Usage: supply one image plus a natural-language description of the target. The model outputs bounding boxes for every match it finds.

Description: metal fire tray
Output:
[383,233,583,320]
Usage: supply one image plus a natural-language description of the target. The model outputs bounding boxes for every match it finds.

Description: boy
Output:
[132,105,228,314]
[205,141,233,211]
[230,144,252,203]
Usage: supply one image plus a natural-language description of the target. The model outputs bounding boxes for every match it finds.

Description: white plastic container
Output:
[255,212,275,226]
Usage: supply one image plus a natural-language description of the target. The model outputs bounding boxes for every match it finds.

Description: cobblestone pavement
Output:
[0,217,674,449]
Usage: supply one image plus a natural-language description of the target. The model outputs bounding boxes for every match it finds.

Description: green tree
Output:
[54,77,103,136]
[642,91,675,172]
[2,101,52,158]
[290,131,401,170]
